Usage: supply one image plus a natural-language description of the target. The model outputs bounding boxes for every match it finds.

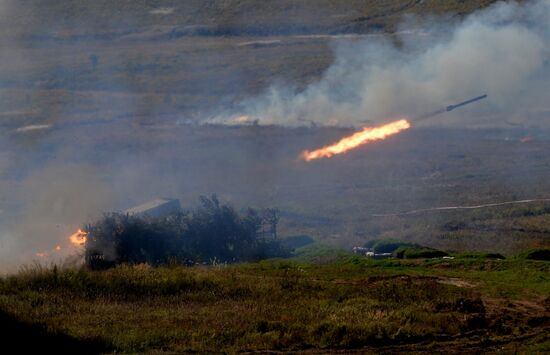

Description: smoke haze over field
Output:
[1,1,550,271]
[235,0,549,127]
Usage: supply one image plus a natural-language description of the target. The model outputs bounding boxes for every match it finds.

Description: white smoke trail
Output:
[372,198,550,217]
[234,0,549,127]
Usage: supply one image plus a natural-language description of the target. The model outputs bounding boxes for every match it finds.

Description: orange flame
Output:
[301,119,411,161]
[34,245,62,259]
[69,229,88,246]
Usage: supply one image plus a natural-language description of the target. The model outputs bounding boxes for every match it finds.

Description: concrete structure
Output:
[124,198,181,217]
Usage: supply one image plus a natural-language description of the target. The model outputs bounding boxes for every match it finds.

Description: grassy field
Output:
[0,252,548,353]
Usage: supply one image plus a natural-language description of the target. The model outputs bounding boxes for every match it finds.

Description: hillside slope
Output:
[2,0,500,39]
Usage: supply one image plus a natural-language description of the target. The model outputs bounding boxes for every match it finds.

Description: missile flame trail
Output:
[300,94,487,161]
[301,119,411,162]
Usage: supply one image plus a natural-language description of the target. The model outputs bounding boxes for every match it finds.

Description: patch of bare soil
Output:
[334,274,477,288]
[436,277,477,288]
[381,296,550,353]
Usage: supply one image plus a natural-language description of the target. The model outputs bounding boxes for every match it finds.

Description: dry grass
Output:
[0,257,548,353]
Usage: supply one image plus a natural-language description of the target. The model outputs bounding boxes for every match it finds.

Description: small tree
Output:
[263,208,280,239]
[84,195,288,269]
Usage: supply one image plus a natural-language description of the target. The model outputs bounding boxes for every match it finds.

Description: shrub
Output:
[394,247,448,259]
[516,248,550,261]
[84,195,289,269]
[365,239,417,254]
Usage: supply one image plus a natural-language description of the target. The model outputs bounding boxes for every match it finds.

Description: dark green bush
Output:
[394,247,448,259]
[84,195,288,269]
[365,239,417,253]
[516,248,550,261]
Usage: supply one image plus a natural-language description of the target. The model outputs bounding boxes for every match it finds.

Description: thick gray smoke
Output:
[0,162,114,271]
[234,0,549,127]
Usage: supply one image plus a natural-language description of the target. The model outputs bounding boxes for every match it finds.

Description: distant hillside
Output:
[2,0,500,39]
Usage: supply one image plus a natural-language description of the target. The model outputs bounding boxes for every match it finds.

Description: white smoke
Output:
[236,0,550,127]
[0,163,114,272]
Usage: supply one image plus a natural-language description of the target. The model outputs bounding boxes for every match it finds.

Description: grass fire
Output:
[69,229,88,246]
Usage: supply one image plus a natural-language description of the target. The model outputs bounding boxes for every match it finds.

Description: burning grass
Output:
[0,257,548,353]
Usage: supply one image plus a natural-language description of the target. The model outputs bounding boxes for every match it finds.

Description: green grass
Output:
[454,252,505,260]
[1,257,548,353]
[290,242,353,263]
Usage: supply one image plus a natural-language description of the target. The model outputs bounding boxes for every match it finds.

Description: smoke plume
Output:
[234,0,549,127]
